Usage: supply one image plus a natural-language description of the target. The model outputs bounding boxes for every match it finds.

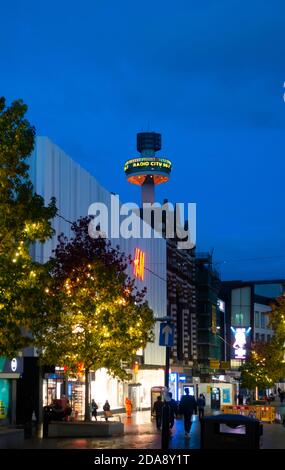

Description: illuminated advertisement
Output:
[230,326,251,359]
[222,388,231,404]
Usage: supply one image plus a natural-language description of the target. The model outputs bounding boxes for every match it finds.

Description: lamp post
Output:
[156,316,173,450]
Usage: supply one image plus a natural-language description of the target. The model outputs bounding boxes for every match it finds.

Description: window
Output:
[261,334,265,342]
[254,311,260,328]
[235,313,244,325]
[261,314,266,329]
[255,333,260,342]
[267,335,271,343]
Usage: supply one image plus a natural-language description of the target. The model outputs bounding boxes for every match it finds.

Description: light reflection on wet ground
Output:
[21,409,285,449]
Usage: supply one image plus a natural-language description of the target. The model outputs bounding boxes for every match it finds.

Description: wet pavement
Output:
[20,408,285,450]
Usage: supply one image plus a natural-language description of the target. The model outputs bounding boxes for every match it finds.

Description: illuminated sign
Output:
[231,326,251,359]
[133,248,145,281]
[124,157,172,174]
[0,357,23,374]
[218,299,225,312]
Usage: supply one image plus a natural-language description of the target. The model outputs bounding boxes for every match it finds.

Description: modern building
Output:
[220,279,285,369]
[195,252,223,378]
[167,236,197,400]
[15,135,168,424]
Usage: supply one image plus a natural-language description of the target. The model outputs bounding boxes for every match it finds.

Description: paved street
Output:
[19,408,285,450]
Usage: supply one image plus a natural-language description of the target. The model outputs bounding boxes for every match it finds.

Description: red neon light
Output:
[133,248,145,281]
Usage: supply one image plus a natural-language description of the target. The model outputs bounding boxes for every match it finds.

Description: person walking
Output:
[91,399,98,421]
[237,393,243,405]
[168,392,178,431]
[197,393,206,420]
[125,397,132,418]
[179,388,197,437]
[152,396,163,430]
[103,400,111,421]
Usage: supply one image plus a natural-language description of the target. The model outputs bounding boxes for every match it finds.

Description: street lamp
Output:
[156,316,173,450]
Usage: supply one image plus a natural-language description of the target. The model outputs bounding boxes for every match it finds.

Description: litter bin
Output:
[201,414,263,449]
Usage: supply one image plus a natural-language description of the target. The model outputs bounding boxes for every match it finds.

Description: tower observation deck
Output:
[124,132,172,204]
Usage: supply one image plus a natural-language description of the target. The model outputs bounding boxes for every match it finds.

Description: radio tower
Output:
[124,132,172,205]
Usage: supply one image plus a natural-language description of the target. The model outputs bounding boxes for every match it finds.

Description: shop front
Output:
[198,382,237,408]
[0,357,23,425]
[169,370,195,401]
[132,367,164,410]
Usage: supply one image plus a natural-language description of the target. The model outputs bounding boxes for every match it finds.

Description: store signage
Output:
[209,359,220,369]
[230,326,251,359]
[133,248,145,281]
[0,357,23,374]
[179,375,186,382]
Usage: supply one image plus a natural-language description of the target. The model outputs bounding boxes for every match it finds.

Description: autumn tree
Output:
[0,97,57,357]
[36,217,155,421]
[240,295,285,394]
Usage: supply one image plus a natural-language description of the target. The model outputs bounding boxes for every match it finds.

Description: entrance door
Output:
[211,387,221,410]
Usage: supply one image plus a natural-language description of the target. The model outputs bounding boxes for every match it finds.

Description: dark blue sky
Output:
[1,0,285,280]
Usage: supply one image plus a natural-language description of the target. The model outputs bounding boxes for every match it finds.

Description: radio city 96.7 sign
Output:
[124,157,172,174]
[230,326,251,360]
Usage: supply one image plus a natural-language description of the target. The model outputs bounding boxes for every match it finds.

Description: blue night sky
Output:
[1,0,285,281]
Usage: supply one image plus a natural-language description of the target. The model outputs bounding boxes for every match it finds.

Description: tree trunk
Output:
[84,368,91,421]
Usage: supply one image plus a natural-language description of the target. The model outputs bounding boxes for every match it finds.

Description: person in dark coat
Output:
[152,396,163,430]
[103,400,111,421]
[197,393,206,420]
[91,399,98,421]
[237,393,243,405]
[168,392,178,430]
[179,388,197,437]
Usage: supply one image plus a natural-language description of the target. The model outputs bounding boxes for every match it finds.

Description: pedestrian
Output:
[179,388,197,438]
[280,391,285,404]
[237,393,243,405]
[168,392,178,431]
[152,396,163,430]
[103,400,111,421]
[125,397,132,418]
[197,393,206,420]
[91,399,98,421]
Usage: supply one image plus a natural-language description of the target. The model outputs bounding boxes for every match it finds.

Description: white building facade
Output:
[29,136,167,414]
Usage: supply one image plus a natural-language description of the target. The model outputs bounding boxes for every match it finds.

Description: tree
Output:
[0,97,57,357]
[240,295,285,393]
[36,217,155,421]
[240,342,276,391]
[268,295,285,346]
